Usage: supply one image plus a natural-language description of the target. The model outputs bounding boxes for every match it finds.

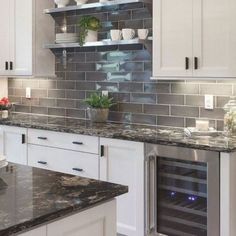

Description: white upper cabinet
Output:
[153,0,236,78]
[0,0,55,77]
[193,0,236,77]
[0,0,11,76]
[153,0,193,77]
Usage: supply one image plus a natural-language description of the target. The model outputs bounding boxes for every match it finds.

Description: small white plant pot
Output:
[54,0,70,8]
[85,30,98,43]
[75,0,88,5]
[1,110,8,119]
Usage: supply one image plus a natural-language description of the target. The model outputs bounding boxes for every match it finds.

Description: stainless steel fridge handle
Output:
[145,154,158,236]
[145,156,151,236]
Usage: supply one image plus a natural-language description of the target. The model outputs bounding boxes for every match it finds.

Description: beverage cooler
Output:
[145,144,220,236]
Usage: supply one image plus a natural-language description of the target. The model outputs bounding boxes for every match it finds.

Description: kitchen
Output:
[0,0,236,235]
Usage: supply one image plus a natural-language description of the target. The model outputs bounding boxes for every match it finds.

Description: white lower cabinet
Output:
[28,144,99,179]
[0,126,27,165]
[47,200,116,236]
[100,138,144,236]
[18,200,116,236]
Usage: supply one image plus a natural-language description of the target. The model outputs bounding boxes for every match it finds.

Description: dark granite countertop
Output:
[1,113,236,153]
[0,163,128,236]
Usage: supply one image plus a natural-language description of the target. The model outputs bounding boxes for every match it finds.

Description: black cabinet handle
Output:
[72,141,83,145]
[10,61,13,70]
[72,168,83,172]
[37,137,47,140]
[5,62,8,70]
[22,134,26,144]
[185,57,189,70]
[194,57,199,70]
[38,161,47,165]
[100,145,105,157]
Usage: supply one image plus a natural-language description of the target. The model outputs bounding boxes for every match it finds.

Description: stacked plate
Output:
[0,155,8,169]
[56,33,79,44]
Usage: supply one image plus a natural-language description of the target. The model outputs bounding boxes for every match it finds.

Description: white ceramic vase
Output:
[54,0,70,8]
[85,30,98,43]
[1,110,8,119]
[75,0,88,5]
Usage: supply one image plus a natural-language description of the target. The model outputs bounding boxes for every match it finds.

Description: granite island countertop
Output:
[0,163,128,236]
[1,113,236,153]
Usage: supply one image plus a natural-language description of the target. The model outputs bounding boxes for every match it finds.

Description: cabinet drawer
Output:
[28,145,99,179]
[28,129,99,154]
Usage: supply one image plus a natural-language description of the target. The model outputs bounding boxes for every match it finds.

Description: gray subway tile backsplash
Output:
[144,104,169,116]
[200,108,225,120]
[157,94,184,105]
[157,116,185,128]
[8,4,232,128]
[171,83,199,95]
[185,95,205,107]
[200,84,233,96]
[171,106,199,118]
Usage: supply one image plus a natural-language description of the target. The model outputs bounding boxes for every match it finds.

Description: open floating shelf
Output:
[44,0,152,15]
[44,38,152,50]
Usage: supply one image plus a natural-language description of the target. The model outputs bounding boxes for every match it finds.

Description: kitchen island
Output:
[0,163,128,236]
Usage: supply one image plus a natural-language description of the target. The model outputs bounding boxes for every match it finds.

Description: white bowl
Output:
[74,0,88,5]
[54,0,70,8]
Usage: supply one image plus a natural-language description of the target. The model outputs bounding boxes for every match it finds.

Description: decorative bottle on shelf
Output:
[223,97,236,136]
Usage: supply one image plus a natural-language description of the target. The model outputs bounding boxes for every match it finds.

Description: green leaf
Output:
[84,93,116,109]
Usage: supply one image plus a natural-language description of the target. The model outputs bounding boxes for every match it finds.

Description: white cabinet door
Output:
[0,126,27,165]
[100,138,144,236]
[193,0,236,77]
[28,144,99,179]
[48,200,116,236]
[0,0,11,76]
[12,0,33,76]
[18,226,47,236]
[0,0,54,77]
[153,0,193,77]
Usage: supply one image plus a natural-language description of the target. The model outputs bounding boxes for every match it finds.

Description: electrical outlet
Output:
[26,87,31,99]
[102,90,109,96]
[205,95,214,110]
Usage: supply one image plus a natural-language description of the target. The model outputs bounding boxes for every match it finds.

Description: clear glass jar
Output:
[224,97,236,135]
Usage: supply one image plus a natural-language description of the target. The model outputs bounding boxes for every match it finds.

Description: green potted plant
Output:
[78,16,102,46]
[85,93,115,123]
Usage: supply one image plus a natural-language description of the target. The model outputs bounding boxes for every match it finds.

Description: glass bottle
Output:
[223,97,236,136]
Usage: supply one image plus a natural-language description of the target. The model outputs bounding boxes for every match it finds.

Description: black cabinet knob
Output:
[72,141,83,145]
[22,134,26,144]
[72,168,83,172]
[185,57,189,70]
[194,57,199,70]
[5,62,8,70]
[38,161,47,165]
[38,137,48,140]
[10,61,13,70]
